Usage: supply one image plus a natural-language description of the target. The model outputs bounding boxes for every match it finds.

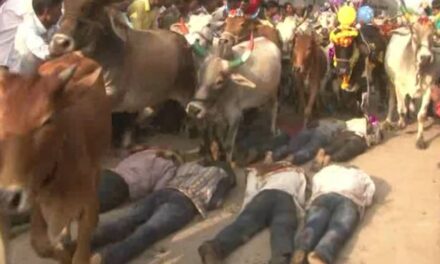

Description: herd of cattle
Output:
[0,0,440,263]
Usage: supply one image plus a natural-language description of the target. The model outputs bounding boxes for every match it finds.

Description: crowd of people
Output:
[1,0,440,264]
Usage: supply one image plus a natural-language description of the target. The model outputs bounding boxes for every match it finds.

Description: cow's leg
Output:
[30,205,71,263]
[0,214,9,264]
[271,97,279,135]
[396,90,407,129]
[225,117,241,163]
[382,81,397,130]
[295,75,306,114]
[304,79,320,125]
[331,78,341,110]
[72,202,99,264]
[415,88,431,149]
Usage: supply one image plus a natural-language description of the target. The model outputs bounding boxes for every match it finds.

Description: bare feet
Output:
[198,242,223,264]
[283,154,295,163]
[264,151,274,164]
[307,251,327,264]
[315,149,326,164]
[291,250,306,264]
[90,253,103,264]
[322,155,331,167]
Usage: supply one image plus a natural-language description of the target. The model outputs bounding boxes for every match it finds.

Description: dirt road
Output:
[9,123,440,264]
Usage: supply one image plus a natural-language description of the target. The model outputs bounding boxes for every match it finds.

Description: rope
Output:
[358,29,371,113]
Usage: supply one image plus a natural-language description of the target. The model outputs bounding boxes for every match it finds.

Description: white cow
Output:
[187,37,282,161]
[276,16,299,56]
[385,19,440,149]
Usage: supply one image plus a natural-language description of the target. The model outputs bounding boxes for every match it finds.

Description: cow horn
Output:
[228,32,254,69]
[58,65,78,84]
[180,18,208,57]
[179,18,189,34]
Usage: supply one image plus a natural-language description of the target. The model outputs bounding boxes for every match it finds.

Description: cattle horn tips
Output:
[228,32,255,69]
[58,65,78,84]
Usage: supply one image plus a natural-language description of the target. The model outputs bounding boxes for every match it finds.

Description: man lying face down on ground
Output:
[237,115,382,166]
[199,161,307,264]
[292,164,376,264]
[91,147,236,264]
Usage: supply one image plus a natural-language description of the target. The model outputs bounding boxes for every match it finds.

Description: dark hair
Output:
[433,0,440,9]
[32,0,62,15]
[284,2,293,9]
[265,0,279,10]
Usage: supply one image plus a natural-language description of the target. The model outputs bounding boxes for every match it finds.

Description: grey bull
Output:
[49,2,196,113]
[384,19,440,149]
[187,37,282,161]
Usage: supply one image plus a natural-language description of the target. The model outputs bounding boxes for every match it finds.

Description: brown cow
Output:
[220,16,282,50]
[292,31,329,123]
[0,52,111,264]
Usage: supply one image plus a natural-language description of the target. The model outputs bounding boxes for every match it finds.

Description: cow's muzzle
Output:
[50,34,75,56]
[0,187,29,214]
[186,102,207,119]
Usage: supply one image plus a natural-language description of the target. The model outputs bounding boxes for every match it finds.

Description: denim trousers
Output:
[295,193,359,263]
[92,189,196,264]
[272,129,326,164]
[324,131,368,162]
[210,190,298,264]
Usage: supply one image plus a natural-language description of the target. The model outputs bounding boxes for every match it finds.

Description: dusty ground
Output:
[9,121,440,264]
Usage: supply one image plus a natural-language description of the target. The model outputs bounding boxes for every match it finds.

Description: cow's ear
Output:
[75,66,103,89]
[106,7,130,42]
[229,73,256,89]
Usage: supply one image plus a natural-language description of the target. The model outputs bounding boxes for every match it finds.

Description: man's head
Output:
[284,3,294,16]
[433,0,440,14]
[265,1,279,18]
[33,0,63,29]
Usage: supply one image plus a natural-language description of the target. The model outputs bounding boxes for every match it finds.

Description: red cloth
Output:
[435,103,440,117]
[431,85,440,117]
[244,0,261,15]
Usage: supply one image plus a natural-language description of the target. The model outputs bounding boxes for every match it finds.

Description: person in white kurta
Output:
[293,164,376,264]
[6,0,62,74]
[0,0,33,68]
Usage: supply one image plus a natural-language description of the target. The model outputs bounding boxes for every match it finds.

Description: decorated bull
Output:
[384,15,440,149]
[329,5,387,113]
[186,35,282,161]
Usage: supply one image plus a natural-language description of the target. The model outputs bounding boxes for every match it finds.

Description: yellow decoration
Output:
[341,75,351,90]
[330,26,359,47]
[337,5,357,26]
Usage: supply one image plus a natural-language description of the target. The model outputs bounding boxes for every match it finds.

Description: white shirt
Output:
[243,162,307,215]
[345,117,368,138]
[310,165,376,216]
[7,13,58,74]
[0,0,33,67]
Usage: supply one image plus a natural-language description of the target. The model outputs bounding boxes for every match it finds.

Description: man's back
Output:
[0,0,33,67]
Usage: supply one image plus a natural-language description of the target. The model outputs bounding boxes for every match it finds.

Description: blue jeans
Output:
[324,131,368,162]
[272,129,327,164]
[295,193,359,263]
[209,190,298,264]
[91,189,196,264]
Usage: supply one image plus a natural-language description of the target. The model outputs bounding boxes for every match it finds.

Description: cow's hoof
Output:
[416,138,428,150]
